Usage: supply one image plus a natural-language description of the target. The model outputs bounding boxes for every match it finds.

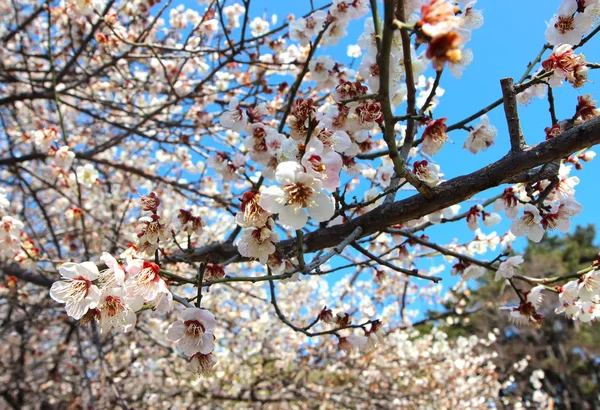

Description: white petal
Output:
[279,206,308,230]
[259,186,285,214]
[198,333,215,354]
[275,161,303,184]
[307,191,335,222]
[166,320,186,341]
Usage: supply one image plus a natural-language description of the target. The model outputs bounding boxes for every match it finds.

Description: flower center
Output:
[283,182,315,209]
[104,296,125,317]
[67,276,91,302]
[555,15,575,34]
[184,320,206,337]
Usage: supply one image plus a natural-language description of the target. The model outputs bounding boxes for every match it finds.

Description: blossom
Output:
[545,0,594,46]
[249,17,270,38]
[166,308,216,356]
[419,0,460,38]
[577,269,600,302]
[53,146,75,171]
[464,115,497,154]
[493,187,521,219]
[504,286,544,327]
[125,259,169,301]
[412,160,440,186]
[338,335,368,353]
[426,31,463,71]
[542,44,585,87]
[259,162,335,230]
[187,353,217,375]
[347,44,362,58]
[510,204,545,243]
[220,97,248,133]
[76,164,99,188]
[50,262,101,320]
[97,287,143,333]
[237,220,279,264]
[301,141,343,191]
[463,264,486,280]
[421,118,448,155]
[495,255,524,281]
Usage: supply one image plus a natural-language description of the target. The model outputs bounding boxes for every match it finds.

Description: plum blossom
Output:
[188,353,217,375]
[301,141,343,191]
[50,262,101,320]
[220,97,248,132]
[53,146,75,171]
[504,286,545,327]
[76,164,99,188]
[495,255,524,281]
[125,260,169,301]
[249,17,270,38]
[511,204,545,243]
[259,162,335,230]
[464,115,497,154]
[419,0,460,38]
[167,308,216,355]
[412,160,440,187]
[421,118,448,155]
[494,187,522,219]
[237,219,279,264]
[545,0,594,46]
[97,287,143,333]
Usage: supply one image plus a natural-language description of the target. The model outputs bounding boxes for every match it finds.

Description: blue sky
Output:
[180,0,600,308]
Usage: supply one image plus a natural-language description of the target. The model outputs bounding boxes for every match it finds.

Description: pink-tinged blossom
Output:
[494,187,522,219]
[31,127,59,151]
[97,288,143,333]
[237,219,279,264]
[187,353,217,375]
[504,286,545,327]
[219,97,248,132]
[545,0,594,46]
[460,1,484,30]
[136,214,171,255]
[301,142,343,191]
[464,115,497,154]
[511,204,545,243]
[236,191,271,228]
[166,308,216,356]
[50,262,101,320]
[125,260,168,301]
[495,255,524,281]
[421,118,448,155]
[412,160,440,187]
[555,280,580,318]
[289,10,327,46]
[419,0,460,38]
[577,301,600,323]
[541,197,583,233]
[53,146,75,171]
[259,162,335,230]
[542,44,585,87]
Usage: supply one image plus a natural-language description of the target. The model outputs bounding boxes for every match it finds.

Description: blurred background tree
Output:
[426,224,600,410]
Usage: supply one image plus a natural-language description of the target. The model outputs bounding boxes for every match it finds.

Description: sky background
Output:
[182,0,600,312]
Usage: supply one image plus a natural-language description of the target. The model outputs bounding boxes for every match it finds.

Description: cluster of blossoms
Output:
[50,253,171,332]
[0,188,25,260]
[509,164,583,243]
[555,266,600,323]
